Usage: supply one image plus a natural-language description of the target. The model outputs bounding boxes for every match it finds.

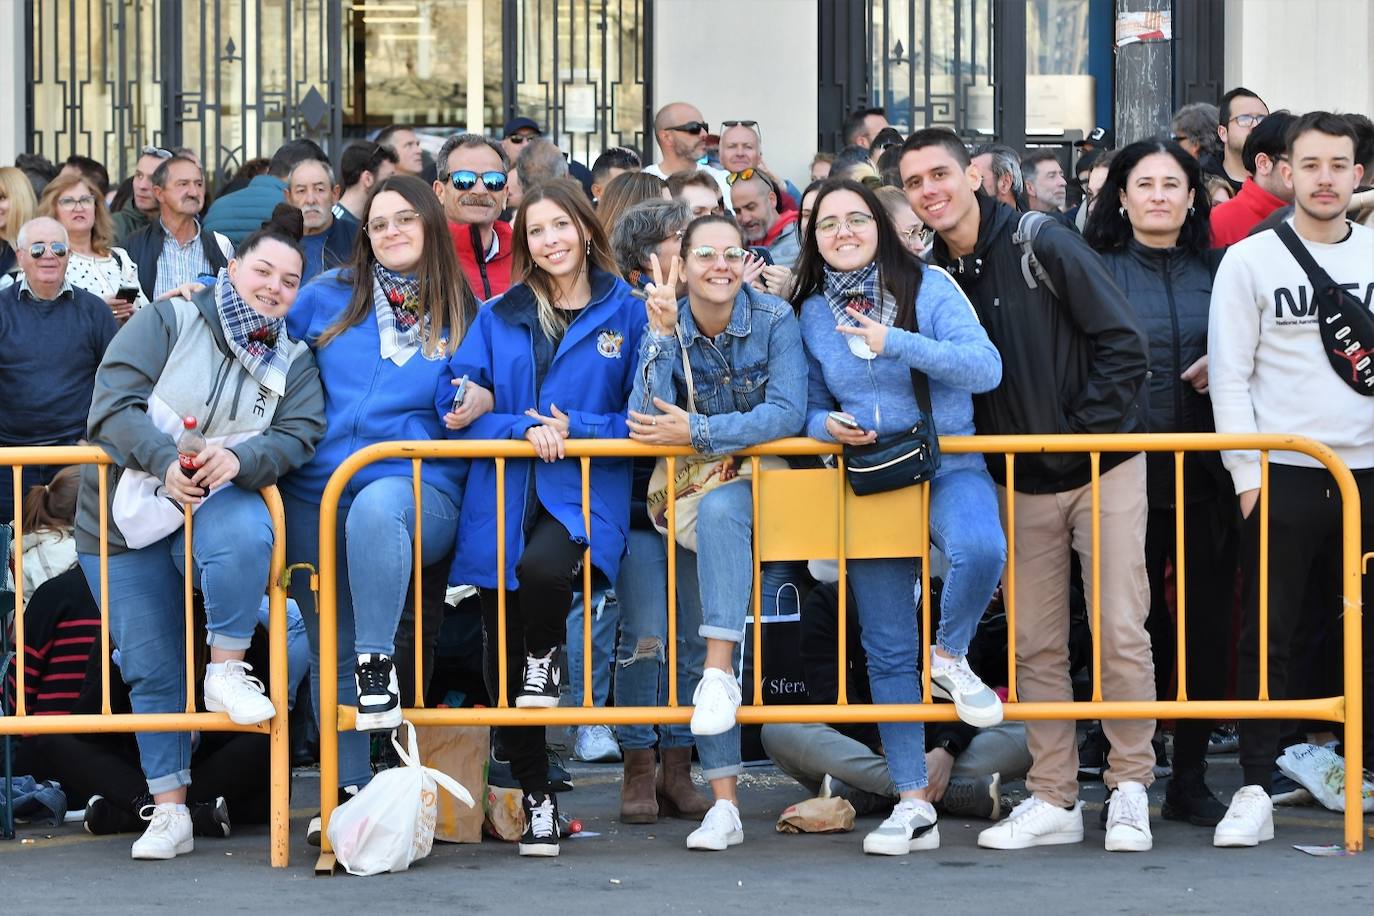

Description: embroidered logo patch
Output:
[596,329,624,359]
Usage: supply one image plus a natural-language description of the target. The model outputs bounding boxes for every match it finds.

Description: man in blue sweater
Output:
[205,139,330,246]
[0,218,118,520]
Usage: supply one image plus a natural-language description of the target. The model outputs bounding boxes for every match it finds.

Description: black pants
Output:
[1237,465,1374,789]
[1143,490,1239,772]
[480,512,585,795]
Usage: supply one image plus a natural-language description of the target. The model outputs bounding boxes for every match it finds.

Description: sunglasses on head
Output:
[721,119,761,138]
[29,242,69,259]
[666,121,708,136]
[727,168,777,194]
[140,145,173,159]
[449,170,508,192]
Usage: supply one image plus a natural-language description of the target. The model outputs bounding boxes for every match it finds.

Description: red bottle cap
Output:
[183,416,198,429]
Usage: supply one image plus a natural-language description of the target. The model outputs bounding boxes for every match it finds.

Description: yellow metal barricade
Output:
[0,447,293,867]
[313,433,1365,872]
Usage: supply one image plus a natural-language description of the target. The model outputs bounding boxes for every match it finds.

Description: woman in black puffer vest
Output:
[1085,140,1236,829]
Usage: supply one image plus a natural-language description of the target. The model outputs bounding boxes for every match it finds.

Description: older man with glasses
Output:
[0,217,118,521]
[643,102,733,212]
[111,145,172,245]
[717,121,800,212]
[434,132,514,299]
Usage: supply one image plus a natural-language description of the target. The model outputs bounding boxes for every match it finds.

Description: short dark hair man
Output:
[375,124,425,177]
[123,155,233,300]
[1207,111,1374,849]
[59,155,110,196]
[900,128,1155,854]
[286,158,357,284]
[112,145,173,243]
[971,143,1023,210]
[1210,110,1297,247]
[0,217,118,520]
[335,141,399,223]
[1021,150,1068,215]
[435,132,513,299]
[728,171,800,267]
[842,106,890,149]
[590,146,641,204]
[1208,88,1269,194]
[204,138,328,246]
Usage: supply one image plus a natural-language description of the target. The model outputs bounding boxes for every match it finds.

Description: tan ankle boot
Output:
[620,748,659,824]
[656,746,712,818]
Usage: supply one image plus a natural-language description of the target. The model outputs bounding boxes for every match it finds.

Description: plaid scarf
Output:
[373,263,428,366]
[821,260,898,329]
[215,270,289,396]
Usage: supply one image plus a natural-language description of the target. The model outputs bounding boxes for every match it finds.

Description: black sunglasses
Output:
[29,242,69,259]
[449,170,508,192]
[665,121,708,136]
[721,119,761,139]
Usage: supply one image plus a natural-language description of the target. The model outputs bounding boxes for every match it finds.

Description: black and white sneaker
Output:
[515,648,563,708]
[519,792,560,857]
[354,653,402,732]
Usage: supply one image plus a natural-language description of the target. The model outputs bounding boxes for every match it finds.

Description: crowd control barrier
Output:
[0,447,293,867]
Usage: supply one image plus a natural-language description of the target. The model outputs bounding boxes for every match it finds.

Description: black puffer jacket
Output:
[1099,240,1230,506]
[930,195,1148,493]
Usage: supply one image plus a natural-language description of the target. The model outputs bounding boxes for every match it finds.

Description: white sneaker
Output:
[573,724,622,763]
[204,659,275,725]
[1213,785,1274,847]
[977,796,1084,849]
[1104,781,1152,852]
[690,668,741,737]
[131,803,193,860]
[685,799,743,851]
[929,650,1004,727]
[863,798,940,855]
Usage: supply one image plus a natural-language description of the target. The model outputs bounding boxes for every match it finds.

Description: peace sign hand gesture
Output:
[836,306,890,356]
[645,253,682,337]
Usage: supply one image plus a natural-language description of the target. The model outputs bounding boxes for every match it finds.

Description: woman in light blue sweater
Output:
[789,178,1007,857]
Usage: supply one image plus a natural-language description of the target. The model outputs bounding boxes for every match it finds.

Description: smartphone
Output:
[451,374,470,410]
[827,410,862,430]
[116,286,141,302]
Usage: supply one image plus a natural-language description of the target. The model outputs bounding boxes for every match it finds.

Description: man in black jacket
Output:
[121,155,233,301]
[901,129,1155,854]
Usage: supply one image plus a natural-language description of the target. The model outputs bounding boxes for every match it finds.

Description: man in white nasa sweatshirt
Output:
[1207,110,1374,849]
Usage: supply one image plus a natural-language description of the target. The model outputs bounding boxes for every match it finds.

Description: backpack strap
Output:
[1011,211,1059,299]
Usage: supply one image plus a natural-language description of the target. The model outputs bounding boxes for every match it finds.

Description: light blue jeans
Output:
[78,485,274,795]
[283,478,458,788]
[256,596,310,710]
[927,468,1007,657]
[564,580,617,708]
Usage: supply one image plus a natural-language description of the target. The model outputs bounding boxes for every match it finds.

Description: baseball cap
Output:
[1074,126,1114,148]
[502,117,543,139]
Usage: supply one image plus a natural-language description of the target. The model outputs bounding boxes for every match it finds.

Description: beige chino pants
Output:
[998,453,1156,807]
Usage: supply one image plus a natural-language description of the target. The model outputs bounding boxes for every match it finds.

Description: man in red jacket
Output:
[434,133,514,299]
[1210,111,1295,247]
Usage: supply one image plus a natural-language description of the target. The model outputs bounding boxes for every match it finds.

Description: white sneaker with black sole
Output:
[515,648,563,709]
[1213,785,1274,847]
[978,796,1084,849]
[1104,780,1152,852]
[354,653,402,732]
[686,799,743,851]
[131,803,193,860]
[929,650,1004,728]
[863,798,940,855]
[519,792,560,857]
[204,659,276,725]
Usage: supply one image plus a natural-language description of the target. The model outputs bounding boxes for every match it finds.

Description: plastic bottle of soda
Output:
[177,416,206,478]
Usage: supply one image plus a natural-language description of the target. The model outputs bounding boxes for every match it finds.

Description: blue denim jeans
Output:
[256,595,310,711]
[849,557,928,792]
[694,481,755,643]
[283,479,458,789]
[78,485,274,795]
[564,580,617,708]
[613,528,701,751]
[928,468,1007,657]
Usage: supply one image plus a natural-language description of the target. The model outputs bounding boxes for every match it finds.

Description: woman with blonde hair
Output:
[38,172,148,321]
[0,166,38,275]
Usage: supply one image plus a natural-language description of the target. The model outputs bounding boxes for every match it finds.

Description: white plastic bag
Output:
[327,721,475,876]
[1275,742,1374,813]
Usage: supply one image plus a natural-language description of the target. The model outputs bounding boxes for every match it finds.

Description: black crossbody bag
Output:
[842,306,942,496]
[1273,222,1374,396]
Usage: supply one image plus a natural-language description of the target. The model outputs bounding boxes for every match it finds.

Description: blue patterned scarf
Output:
[821,260,898,329]
[215,270,290,396]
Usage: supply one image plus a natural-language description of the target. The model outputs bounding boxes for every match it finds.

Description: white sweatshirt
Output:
[1208,218,1374,492]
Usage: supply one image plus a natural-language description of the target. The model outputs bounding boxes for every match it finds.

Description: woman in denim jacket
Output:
[628,214,806,852]
[789,178,1007,856]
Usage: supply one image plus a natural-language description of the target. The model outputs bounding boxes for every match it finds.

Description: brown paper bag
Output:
[775,796,856,834]
[414,725,489,843]
[484,785,526,841]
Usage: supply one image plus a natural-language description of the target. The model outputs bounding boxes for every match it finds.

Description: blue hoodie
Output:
[281,268,469,508]
[435,267,647,589]
[798,264,1002,478]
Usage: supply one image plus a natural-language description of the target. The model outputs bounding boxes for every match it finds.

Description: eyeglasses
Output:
[1228,113,1266,128]
[814,213,876,237]
[665,121,708,136]
[28,242,69,259]
[139,145,173,160]
[57,195,96,210]
[449,170,508,192]
[721,119,761,139]
[506,133,538,145]
[364,209,422,236]
[727,168,777,195]
[688,245,747,264]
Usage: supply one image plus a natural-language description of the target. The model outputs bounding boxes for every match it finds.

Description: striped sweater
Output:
[4,565,101,717]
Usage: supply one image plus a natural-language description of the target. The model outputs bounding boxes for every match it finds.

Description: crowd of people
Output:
[1,90,1370,866]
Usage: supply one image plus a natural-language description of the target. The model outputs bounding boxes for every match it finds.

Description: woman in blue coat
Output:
[281,176,478,839]
[435,178,647,858]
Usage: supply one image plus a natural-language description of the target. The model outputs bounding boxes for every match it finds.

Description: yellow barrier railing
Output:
[0,447,292,867]
[311,433,1365,870]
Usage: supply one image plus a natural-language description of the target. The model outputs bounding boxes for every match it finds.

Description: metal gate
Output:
[27,0,343,187]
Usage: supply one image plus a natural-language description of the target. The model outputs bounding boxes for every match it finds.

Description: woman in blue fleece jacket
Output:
[789,178,1007,857]
[434,178,646,857]
[281,176,479,814]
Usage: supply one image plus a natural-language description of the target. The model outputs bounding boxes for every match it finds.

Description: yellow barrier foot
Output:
[314,852,337,876]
